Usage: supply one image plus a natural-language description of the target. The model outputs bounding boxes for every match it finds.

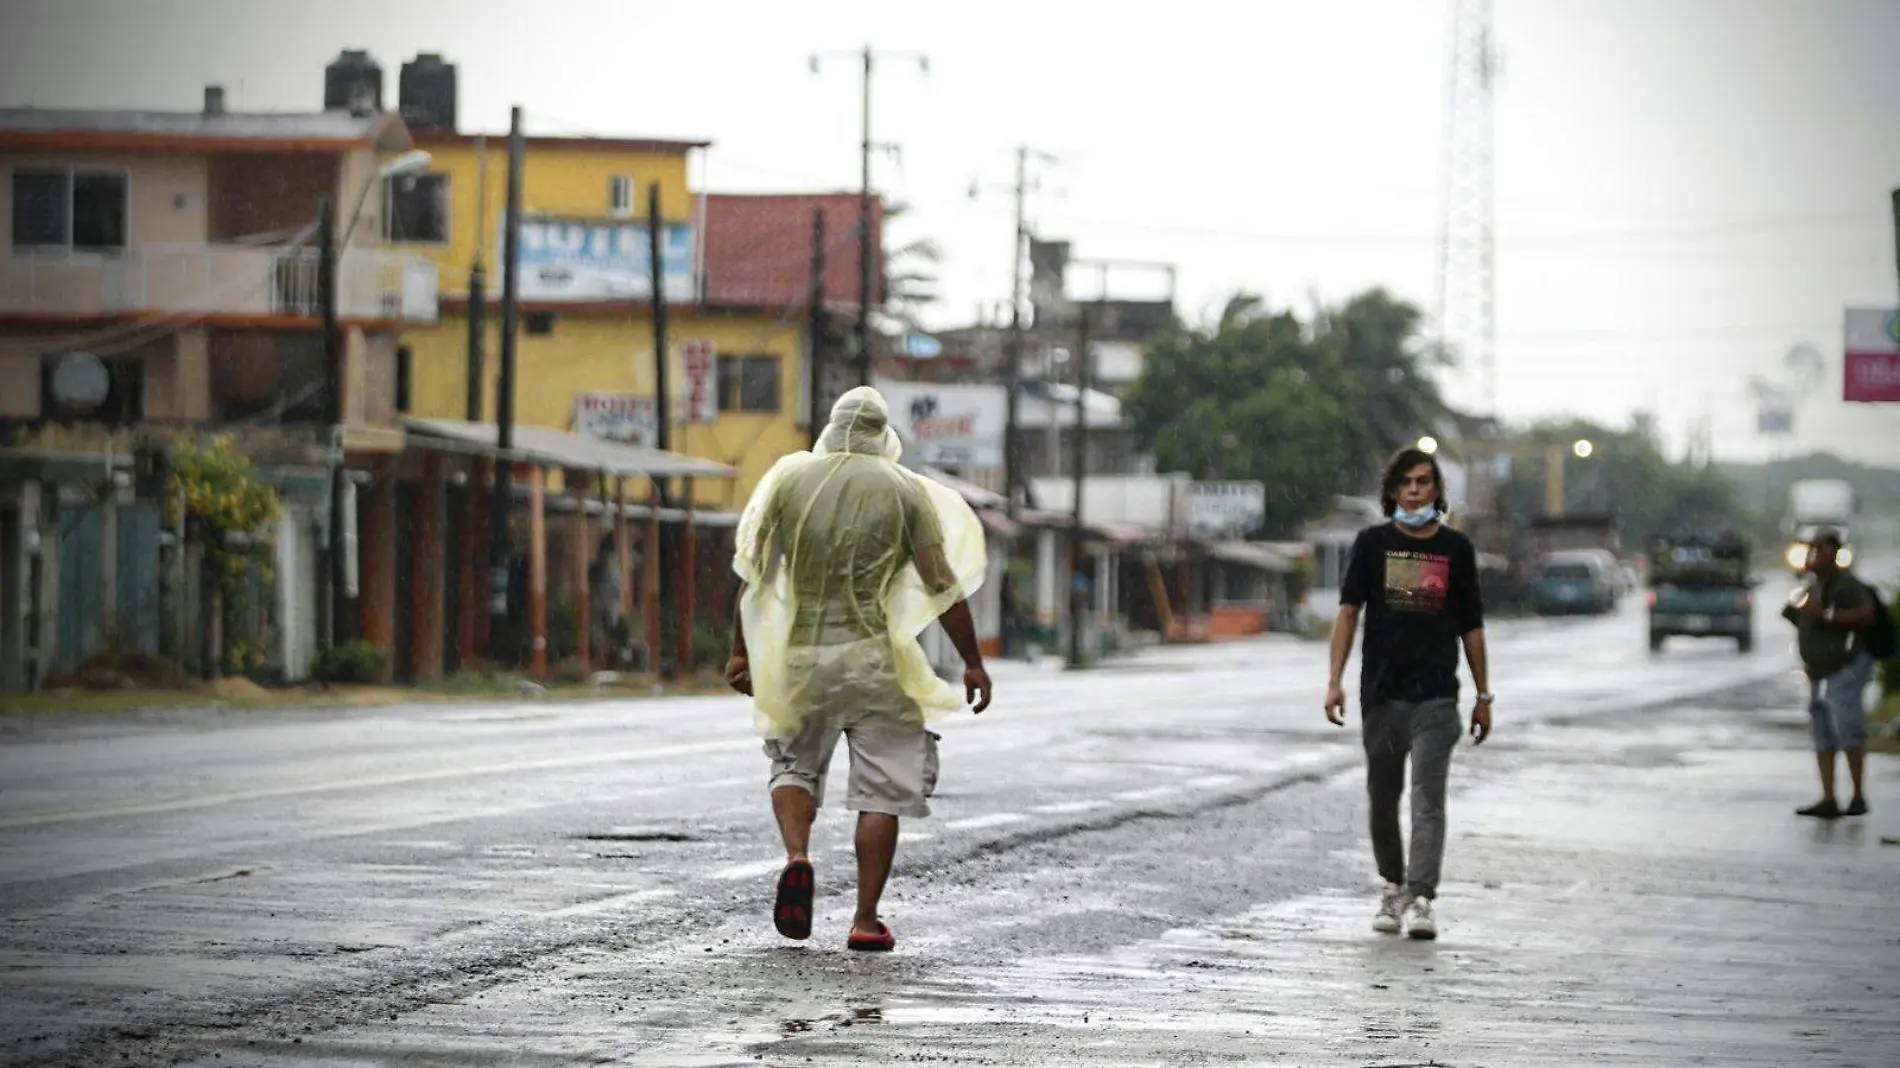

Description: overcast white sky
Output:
[3,0,1897,465]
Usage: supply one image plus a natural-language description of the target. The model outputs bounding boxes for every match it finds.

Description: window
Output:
[384,173,450,243]
[718,355,781,414]
[609,174,635,217]
[11,168,127,250]
[525,311,556,336]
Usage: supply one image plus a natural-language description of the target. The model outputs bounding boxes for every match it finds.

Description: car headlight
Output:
[1839,546,1854,569]
[1785,542,1809,570]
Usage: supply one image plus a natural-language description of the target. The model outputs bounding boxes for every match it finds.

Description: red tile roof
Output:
[702,193,884,310]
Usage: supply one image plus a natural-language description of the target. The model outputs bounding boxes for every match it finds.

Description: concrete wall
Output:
[403,308,806,509]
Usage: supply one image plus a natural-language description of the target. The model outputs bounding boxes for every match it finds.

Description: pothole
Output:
[572,831,701,843]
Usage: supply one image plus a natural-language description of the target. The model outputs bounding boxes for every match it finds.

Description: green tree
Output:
[1125,294,1355,537]
[1492,417,1752,548]
[1317,288,1461,487]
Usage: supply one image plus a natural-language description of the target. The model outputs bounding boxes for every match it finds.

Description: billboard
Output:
[508,217,696,303]
[575,392,658,447]
[876,381,1006,470]
[1843,307,1900,403]
[1188,481,1267,536]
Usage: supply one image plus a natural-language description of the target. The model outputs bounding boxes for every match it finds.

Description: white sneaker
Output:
[1404,895,1437,940]
[1372,884,1407,934]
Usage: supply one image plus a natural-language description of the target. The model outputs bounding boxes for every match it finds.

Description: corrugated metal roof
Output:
[702,193,884,309]
[0,108,387,143]
[404,418,735,479]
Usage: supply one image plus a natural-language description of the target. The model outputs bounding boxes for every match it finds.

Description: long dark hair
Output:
[1379,447,1448,518]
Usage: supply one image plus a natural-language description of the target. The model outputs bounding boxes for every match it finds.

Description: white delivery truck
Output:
[1784,478,1857,571]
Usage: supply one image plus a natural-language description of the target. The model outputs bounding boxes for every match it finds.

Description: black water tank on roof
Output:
[399,53,458,132]
[324,49,384,112]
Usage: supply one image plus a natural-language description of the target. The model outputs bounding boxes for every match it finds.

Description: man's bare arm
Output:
[1460,627,1490,694]
[1324,605,1359,726]
[1461,627,1492,744]
[916,544,992,713]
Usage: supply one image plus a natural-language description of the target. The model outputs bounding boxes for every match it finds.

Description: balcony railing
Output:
[1,244,439,324]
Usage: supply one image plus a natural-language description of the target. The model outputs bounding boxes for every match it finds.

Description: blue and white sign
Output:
[507,217,696,303]
[902,333,943,359]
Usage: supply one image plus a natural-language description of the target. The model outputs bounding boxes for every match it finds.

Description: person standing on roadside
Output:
[1324,446,1491,941]
[1783,528,1878,820]
[727,387,992,952]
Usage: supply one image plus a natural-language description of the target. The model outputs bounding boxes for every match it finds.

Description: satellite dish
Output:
[50,352,110,414]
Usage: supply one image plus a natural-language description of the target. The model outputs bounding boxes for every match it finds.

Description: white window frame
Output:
[609,174,635,218]
[382,171,453,246]
[9,165,132,255]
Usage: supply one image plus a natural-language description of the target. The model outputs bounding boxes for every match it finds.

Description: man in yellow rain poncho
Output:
[727,387,992,952]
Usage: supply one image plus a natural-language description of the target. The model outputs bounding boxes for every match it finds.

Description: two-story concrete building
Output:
[0,88,440,690]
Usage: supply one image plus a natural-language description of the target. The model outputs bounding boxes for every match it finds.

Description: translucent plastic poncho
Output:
[734,387,988,739]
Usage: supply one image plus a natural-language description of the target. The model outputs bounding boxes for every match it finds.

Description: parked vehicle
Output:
[1529,551,1618,615]
[1647,535,1754,653]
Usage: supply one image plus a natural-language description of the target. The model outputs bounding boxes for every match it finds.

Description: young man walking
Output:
[728,388,992,952]
[1783,528,1878,819]
[1325,447,1491,940]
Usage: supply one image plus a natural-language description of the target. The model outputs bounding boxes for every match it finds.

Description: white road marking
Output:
[0,737,757,829]
[544,887,675,918]
[711,859,789,882]
[944,812,1031,831]
[1112,786,1182,803]
[1032,800,1111,815]
[1185,774,1240,789]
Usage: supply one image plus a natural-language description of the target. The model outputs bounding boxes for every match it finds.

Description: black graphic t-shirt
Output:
[1340,522,1484,702]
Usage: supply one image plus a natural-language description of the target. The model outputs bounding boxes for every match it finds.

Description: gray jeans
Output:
[1362,698,1463,899]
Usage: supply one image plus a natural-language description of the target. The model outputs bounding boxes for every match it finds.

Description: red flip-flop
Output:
[774,859,814,940]
[847,921,896,952]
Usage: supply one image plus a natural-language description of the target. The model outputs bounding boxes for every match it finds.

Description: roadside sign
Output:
[1843,307,1900,403]
[682,340,718,424]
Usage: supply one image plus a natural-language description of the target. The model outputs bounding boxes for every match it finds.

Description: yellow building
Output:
[393,132,859,510]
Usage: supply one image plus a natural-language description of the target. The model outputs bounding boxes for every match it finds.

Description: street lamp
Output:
[343,150,434,248]
[320,148,434,652]
[1417,436,1440,456]
[1546,438,1596,518]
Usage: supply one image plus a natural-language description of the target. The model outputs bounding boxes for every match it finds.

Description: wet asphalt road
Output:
[1,570,1894,1066]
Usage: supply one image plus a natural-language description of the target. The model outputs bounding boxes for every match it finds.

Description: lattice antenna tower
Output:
[1435,0,1500,420]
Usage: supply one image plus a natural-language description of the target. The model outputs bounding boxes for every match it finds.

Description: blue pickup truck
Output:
[1647,537,1754,653]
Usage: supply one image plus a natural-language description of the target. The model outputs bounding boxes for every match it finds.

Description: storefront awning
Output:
[1207,540,1297,573]
[404,418,736,480]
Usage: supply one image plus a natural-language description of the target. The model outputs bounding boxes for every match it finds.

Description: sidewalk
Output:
[754,684,1900,1067]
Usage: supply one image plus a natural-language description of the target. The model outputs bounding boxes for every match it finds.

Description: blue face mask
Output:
[1393,504,1441,529]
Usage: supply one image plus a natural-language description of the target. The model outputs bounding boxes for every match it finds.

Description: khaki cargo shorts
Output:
[762,640,942,818]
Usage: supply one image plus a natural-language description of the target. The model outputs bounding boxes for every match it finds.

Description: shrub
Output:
[314,640,387,685]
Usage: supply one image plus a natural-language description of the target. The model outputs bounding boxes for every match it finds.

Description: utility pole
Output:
[1005,147,1029,514]
[811,45,927,387]
[487,106,524,658]
[649,181,673,459]
[1067,297,1093,670]
[1890,187,1899,303]
[808,207,829,448]
[466,136,488,422]
[319,196,347,650]
[973,145,1059,515]
[647,179,674,677]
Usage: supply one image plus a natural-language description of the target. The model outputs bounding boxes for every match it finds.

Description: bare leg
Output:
[1845,748,1867,802]
[852,812,899,935]
[1815,751,1838,804]
[773,785,816,862]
